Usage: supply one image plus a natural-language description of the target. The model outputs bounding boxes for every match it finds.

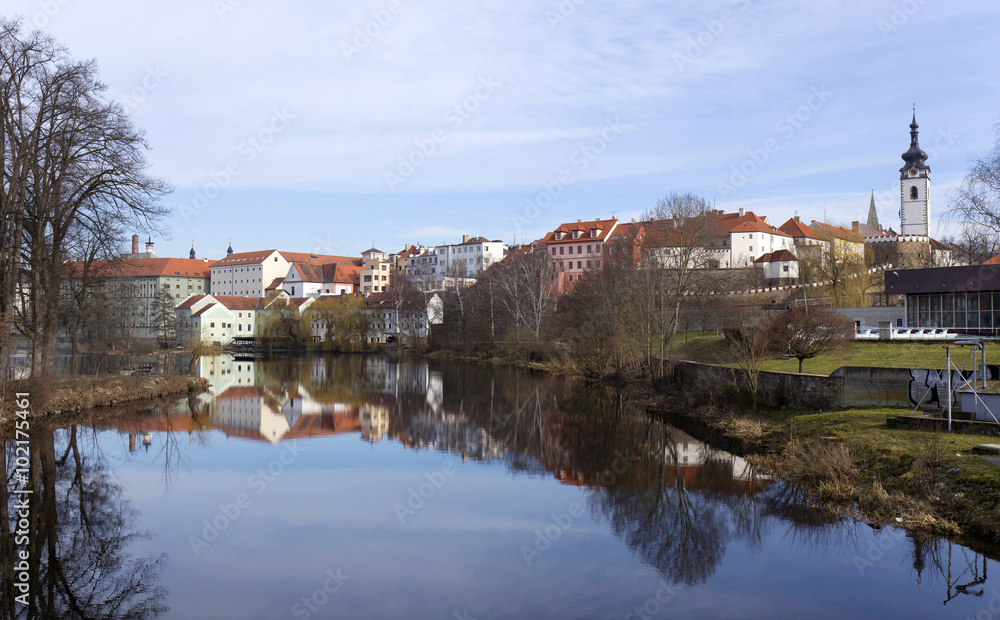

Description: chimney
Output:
[132,234,139,254]
[145,238,154,253]
[462,235,469,244]
[738,208,745,218]
[795,215,800,222]
[851,221,861,234]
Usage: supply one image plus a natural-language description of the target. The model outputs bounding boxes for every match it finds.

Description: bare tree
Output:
[0,19,169,381]
[949,122,1000,240]
[640,192,718,378]
[768,307,853,373]
[150,284,177,349]
[491,249,557,343]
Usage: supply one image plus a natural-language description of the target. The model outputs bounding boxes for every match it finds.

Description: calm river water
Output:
[3,355,999,619]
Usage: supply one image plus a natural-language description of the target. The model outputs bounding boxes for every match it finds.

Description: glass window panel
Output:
[919,294,930,313]
[955,293,966,313]
[919,310,929,326]
[982,293,993,312]
[981,311,993,329]
[942,293,954,312]
[967,310,979,328]
[931,294,941,312]
[968,294,980,312]
[954,311,966,328]
[942,310,954,328]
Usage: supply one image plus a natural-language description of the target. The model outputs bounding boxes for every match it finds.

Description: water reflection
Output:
[4,354,997,618]
[0,428,168,619]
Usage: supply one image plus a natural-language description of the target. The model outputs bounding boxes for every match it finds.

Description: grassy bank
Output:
[642,395,1000,545]
[1,374,209,424]
[672,335,989,375]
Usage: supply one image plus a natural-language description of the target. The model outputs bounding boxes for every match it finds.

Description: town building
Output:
[407,236,506,292]
[885,262,1000,336]
[210,249,361,297]
[64,235,214,340]
[540,218,619,292]
[778,217,830,268]
[360,248,393,295]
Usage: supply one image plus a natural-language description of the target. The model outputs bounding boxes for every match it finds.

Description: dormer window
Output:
[590,229,598,238]
[572,230,581,240]
[555,232,565,240]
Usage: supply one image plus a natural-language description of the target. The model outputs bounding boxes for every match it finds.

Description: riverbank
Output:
[0,374,209,424]
[636,385,1000,545]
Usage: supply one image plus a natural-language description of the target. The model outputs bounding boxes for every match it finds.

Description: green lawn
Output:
[672,334,992,376]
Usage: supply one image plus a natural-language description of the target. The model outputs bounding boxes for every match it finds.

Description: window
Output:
[551,248,556,255]
[559,247,564,255]
[578,246,582,254]
[572,230,581,239]
[586,260,592,268]
[568,246,573,255]
[210,322,215,328]
[587,245,592,253]
[910,186,918,199]
[577,261,582,269]
[782,265,789,272]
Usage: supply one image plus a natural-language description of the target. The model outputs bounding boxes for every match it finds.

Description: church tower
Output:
[899,110,930,236]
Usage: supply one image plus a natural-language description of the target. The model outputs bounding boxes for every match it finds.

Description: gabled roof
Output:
[191,303,218,318]
[984,253,1000,265]
[730,221,790,237]
[177,295,209,310]
[540,218,618,244]
[753,249,798,264]
[323,263,361,285]
[265,277,284,292]
[210,296,272,311]
[213,250,280,266]
[929,238,952,252]
[778,218,825,241]
[63,257,215,279]
[811,221,864,244]
[607,222,645,244]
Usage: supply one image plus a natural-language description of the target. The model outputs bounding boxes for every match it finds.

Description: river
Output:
[2,354,998,619]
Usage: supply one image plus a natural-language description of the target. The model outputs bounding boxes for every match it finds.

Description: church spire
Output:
[227,237,233,257]
[190,240,196,260]
[900,107,929,175]
[866,191,880,228]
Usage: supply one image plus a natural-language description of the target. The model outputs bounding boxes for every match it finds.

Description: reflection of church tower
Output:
[899,110,930,236]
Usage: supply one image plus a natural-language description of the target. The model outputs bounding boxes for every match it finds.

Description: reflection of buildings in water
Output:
[665,433,767,487]
[360,402,390,442]
[212,386,291,444]
[196,356,258,399]
[395,407,507,460]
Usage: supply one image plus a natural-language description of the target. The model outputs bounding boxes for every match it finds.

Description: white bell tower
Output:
[899,109,930,236]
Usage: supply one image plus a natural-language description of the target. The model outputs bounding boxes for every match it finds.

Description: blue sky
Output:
[8,0,1000,259]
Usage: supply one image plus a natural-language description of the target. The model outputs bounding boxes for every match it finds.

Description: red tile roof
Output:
[778,218,825,240]
[64,257,215,279]
[984,253,1000,265]
[177,295,209,310]
[730,220,791,236]
[811,221,864,243]
[540,218,618,245]
[753,249,798,263]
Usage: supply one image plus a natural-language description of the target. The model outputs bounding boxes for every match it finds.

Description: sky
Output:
[6,0,1000,260]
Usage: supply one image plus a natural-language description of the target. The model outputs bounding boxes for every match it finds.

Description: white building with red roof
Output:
[210,249,361,297]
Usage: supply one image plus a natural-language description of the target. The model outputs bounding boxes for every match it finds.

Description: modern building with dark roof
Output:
[885,263,1000,335]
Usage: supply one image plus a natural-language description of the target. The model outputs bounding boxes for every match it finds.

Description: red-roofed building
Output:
[63,240,216,340]
[210,249,361,297]
[753,249,799,284]
[407,236,506,292]
[779,217,830,268]
[540,218,618,292]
